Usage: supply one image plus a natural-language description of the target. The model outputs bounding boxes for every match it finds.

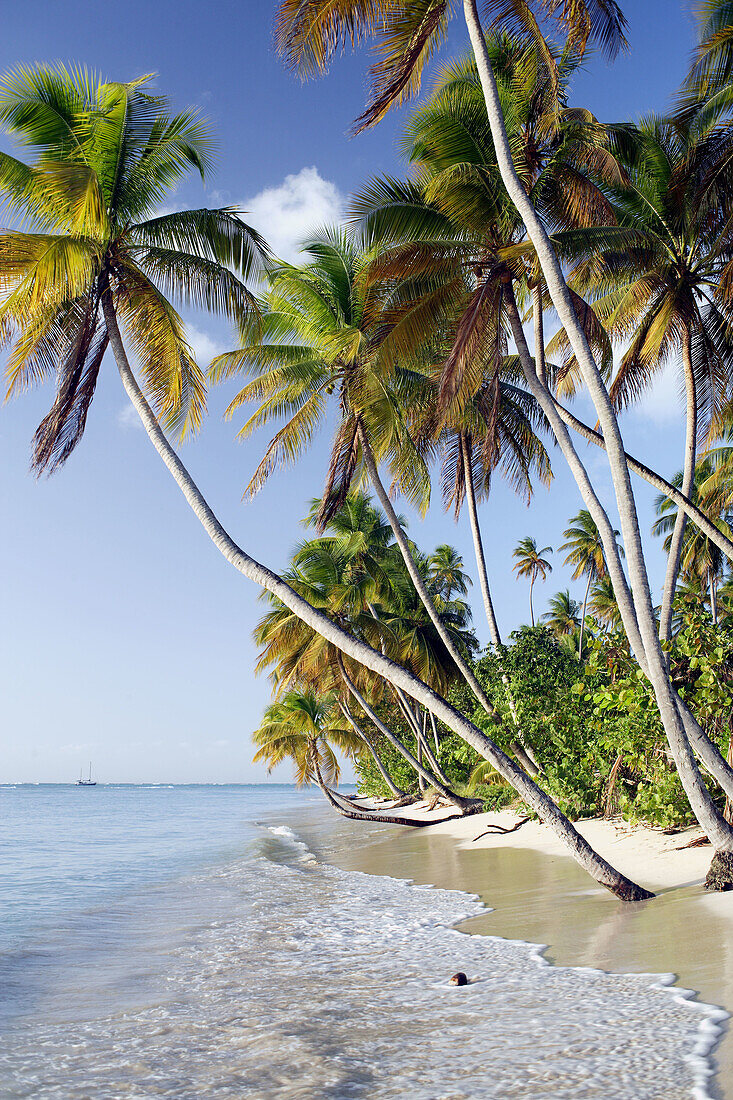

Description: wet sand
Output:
[331,821,733,1099]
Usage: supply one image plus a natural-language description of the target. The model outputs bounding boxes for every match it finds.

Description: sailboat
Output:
[77,762,96,786]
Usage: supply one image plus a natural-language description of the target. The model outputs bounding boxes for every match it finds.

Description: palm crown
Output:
[0,65,268,471]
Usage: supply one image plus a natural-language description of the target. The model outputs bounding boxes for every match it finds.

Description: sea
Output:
[0,783,726,1099]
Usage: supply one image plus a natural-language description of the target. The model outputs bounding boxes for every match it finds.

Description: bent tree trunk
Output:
[337,699,405,798]
[503,283,733,866]
[337,654,473,811]
[356,421,510,732]
[462,2,733,874]
[461,434,540,775]
[312,758,443,828]
[659,327,696,645]
[579,571,593,663]
[102,291,653,900]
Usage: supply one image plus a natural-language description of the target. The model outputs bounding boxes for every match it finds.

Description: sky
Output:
[0,0,703,782]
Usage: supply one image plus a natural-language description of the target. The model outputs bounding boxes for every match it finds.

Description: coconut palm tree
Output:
[253,690,426,823]
[653,458,733,627]
[556,117,733,645]
[542,589,581,638]
[561,509,623,659]
[512,537,552,626]
[0,66,267,470]
[273,0,733,878]
[428,544,471,601]
[589,574,623,632]
[211,226,508,737]
[0,65,657,899]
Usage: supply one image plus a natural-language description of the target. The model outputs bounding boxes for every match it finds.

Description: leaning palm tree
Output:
[274,0,733,882]
[556,116,733,645]
[512,537,552,626]
[211,226,509,740]
[0,65,661,899]
[561,509,623,658]
[0,66,267,469]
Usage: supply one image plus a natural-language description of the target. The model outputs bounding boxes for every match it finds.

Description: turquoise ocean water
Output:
[0,783,725,1098]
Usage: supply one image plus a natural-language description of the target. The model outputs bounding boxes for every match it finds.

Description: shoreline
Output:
[329,800,733,1099]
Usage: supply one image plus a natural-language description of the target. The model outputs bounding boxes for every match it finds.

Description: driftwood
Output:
[676,835,711,849]
[472,816,531,842]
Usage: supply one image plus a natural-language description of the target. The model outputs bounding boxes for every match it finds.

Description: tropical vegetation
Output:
[7,2,733,897]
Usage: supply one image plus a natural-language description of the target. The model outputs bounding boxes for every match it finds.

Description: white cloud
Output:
[186,324,225,368]
[629,360,682,424]
[117,404,143,431]
[242,166,344,263]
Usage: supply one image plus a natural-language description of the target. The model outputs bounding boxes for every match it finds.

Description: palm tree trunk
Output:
[461,10,733,866]
[659,327,696,645]
[429,710,440,756]
[337,700,405,798]
[532,284,546,386]
[711,573,719,625]
[461,436,540,774]
[392,685,450,784]
[356,420,506,728]
[312,757,445,827]
[337,653,471,809]
[461,433,501,643]
[529,574,536,627]
[102,291,655,899]
[579,572,593,662]
[552,398,733,566]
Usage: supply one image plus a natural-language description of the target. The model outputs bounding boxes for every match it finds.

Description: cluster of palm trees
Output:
[7,2,733,898]
[513,511,623,654]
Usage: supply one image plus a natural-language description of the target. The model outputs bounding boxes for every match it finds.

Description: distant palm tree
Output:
[428,545,471,602]
[542,590,581,638]
[561,510,623,659]
[512,537,552,627]
[589,575,623,632]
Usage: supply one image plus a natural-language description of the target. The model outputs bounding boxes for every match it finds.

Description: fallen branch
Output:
[473,816,531,842]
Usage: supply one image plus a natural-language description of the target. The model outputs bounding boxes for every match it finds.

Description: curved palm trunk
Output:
[356,421,506,728]
[553,399,733,565]
[579,572,593,662]
[460,437,540,775]
[503,284,733,857]
[659,327,696,645]
[532,284,547,386]
[312,757,444,827]
[392,685,450,785]
[337,699,405,798]
[337,653,473,810]
[460,9,733,864]
[102,293,653,899]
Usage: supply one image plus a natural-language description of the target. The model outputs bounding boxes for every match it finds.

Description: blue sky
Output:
[0,1,701,782]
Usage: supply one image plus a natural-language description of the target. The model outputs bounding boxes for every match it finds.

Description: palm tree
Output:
[252,690,427,824]
[556,117,733,645]
[0,66,655,899]
[0,66,266,469]
[273,0,733,877]
[653,458,732,627]
[211,226,506,735]
[561,509,623,659]
[589,574,623,632]
[512,537,552,627]
[428,544,471,601]
[542,589,581,638]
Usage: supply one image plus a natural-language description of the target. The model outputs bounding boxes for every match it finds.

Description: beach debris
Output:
[450,972,468,986]
[472,816,531,842]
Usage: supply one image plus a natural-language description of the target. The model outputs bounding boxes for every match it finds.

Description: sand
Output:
[332,801,733,1099]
